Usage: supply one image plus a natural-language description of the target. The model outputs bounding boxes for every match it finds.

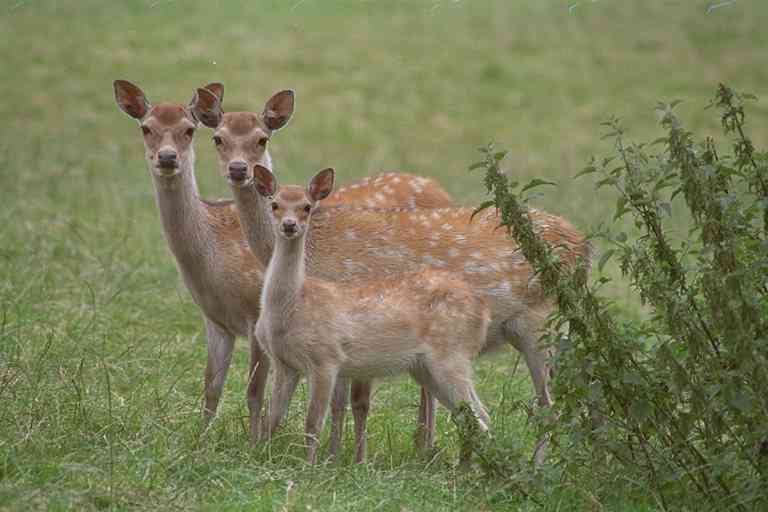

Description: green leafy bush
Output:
[471,84,768,510]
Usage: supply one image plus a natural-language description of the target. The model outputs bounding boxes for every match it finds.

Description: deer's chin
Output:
[279,229,302,240]
[227,176,253,188]
[152,166,182,178]
[152,167,181,179]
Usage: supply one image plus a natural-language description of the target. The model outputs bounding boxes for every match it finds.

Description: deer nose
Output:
[282,219,297,235]
[228,161,248,182]
[157,149,178,168]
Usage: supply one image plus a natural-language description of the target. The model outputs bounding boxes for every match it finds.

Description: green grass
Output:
[1,0,766,509]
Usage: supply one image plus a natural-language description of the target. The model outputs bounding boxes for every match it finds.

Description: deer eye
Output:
[271,202,279,211]
[213,135,223,146]
[185,127,195,138]
[141,126,151,136]
[303,204,311,213]
[257,137,269,147]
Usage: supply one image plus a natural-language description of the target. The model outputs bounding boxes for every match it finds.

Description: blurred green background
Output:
[1,1,766,510]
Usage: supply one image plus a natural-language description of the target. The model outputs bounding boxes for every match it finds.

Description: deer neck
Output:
[261,230,305,327]
[230,152,275,266]
[150,150,211,266]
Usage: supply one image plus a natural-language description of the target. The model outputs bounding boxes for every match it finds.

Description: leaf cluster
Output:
[468,84,768,510]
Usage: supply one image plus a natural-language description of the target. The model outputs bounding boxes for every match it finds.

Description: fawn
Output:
[193,87,591,462]
[254,165,491,464]
[113,80,453,450]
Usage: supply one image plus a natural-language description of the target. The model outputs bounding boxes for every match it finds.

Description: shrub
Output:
[471,84,768,510]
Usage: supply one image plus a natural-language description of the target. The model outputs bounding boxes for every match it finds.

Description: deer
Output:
[254,165,491,464]
[193,87,592,463]
[112,80,455,454]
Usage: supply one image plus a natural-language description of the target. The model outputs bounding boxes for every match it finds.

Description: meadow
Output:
[1,1,767,510]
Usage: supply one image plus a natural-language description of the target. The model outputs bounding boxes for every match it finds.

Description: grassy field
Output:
[1,1,767,510]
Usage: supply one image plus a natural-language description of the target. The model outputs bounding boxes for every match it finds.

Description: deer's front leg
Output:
[202,318,235,426]
[305,368,338,464]
[264,360,300,441]
[246,329,271,444]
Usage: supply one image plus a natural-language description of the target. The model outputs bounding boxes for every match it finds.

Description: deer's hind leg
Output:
[503,314,552,466]
[412,356,489,431]
[414,387,437,452]
[328,378,349,460]
[351,379,372,463]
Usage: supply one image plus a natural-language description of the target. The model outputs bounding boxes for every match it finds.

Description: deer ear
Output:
[114,80,151,120]
[308,168,335,202]
[202,82,224,103]
[262,89,295,131]
[253,164,278,197]
[190,87,223,128]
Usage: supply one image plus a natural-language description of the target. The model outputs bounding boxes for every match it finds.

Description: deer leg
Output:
[420,357,489,432]
[328,378,349,460]
[202,318,235,426]
[504,317,553,466]
[415,357,489,465]
[246,329,270,444]
[305,368,338,464]
[264,361,300,441]
[351,379,372,463]
[414,387,437,451]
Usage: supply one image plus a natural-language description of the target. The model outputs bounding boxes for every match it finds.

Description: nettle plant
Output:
[471,84,767,510]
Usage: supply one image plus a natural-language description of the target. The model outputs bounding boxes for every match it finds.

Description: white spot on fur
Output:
[374,192,386,203]
[345,230,358,240]
[441,223,452,231]
[470,251,483,259]
[448,248,460,258]
[423,254,447,267]
[392,176,401,184]
[430,211,441,220]
[464,260,490,273]
[454,234,467,244]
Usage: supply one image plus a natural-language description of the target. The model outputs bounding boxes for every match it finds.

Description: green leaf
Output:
[595,176,617,189]
[470,200,495,222]
[614,196,629,220]
[493,151,508,162]
[597,248,617,272]
[629,399,651,422]
[468,161,486,171]
[574,165,599,179]
[621,372,644,386]
[521,178,557,193]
